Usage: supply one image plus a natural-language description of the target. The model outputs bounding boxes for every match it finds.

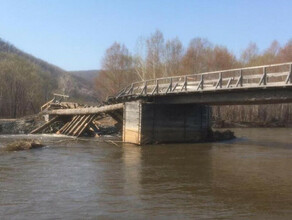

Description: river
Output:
[0,128,291,219]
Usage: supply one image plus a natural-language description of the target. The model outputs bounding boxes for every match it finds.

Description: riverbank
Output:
[0,114,235,143]
[0,115,44,134]
[0,115,119,136]
[212,119,292,128]
[1,114,290,136]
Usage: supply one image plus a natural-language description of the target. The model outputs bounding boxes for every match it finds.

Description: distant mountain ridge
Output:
[0,38,98,104]
[69,70,100,84]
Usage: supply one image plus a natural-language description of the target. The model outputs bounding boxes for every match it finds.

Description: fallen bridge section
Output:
[45,103,124,115]
[31,103,124,137]
[56,114,97,137]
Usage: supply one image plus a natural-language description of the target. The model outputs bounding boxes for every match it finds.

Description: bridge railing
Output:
[115,62,292,99]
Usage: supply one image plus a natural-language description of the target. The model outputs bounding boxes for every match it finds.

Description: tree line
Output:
[95,30,292,125]
[0,52,55,118]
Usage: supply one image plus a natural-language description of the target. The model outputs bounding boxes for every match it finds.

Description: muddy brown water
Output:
[0,128,291,219]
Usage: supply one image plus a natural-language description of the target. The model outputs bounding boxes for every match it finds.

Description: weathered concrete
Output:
[123,101,142,144]
[123,101,212,145]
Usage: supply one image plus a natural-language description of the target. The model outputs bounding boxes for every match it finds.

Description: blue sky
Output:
[0,0,291,71]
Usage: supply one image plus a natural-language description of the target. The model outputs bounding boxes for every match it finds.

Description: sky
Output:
[0,0,291,71]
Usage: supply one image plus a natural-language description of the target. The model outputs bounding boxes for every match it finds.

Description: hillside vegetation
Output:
[70,70,100,83]
[0,39,98,118]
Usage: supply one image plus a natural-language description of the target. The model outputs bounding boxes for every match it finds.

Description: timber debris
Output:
[30,94,123,137]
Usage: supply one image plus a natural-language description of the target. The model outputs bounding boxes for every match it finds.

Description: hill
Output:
[69,70,100,83]
[0,38,98,118]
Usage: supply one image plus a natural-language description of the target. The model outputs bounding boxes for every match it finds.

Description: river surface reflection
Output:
[0,128,291,219]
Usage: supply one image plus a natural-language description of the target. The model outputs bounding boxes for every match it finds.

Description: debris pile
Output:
[209,129,235,141]
[5,139,44,151]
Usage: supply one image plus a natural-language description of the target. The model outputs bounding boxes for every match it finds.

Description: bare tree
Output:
[133,36,147,80]
[95,42,137,100]
[146,30,165,79]
[240,42,259,65]
[181,38,212,74]
[165,37,183,76]
[277,39,292,62]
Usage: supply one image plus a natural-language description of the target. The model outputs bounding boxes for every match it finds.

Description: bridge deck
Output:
[110,62,292,103]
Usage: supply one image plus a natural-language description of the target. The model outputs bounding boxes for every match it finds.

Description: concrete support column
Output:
[123,101,212,145]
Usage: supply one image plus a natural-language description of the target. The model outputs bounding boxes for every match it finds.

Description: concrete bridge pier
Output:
[123,101,212,145]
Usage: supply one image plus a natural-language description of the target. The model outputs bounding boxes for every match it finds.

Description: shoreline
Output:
[1,116,292,135]
[212,120,292,129]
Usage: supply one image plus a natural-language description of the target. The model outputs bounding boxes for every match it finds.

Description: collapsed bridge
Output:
[31,62,292,144]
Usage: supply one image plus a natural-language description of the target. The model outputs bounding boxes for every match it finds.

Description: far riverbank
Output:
[1,115,292,135]
[213,119,292,128]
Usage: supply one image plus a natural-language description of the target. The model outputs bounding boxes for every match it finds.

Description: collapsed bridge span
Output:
[31,98,123,137]
[31,62,292,144]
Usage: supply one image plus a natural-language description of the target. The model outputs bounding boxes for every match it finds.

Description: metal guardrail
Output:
[115,62,292,99]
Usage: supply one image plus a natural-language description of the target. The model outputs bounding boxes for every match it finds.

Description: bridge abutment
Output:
[123,101,212,145]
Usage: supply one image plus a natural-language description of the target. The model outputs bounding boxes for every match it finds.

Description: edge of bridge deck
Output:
[110,62,292,104]
[45,103,124,115]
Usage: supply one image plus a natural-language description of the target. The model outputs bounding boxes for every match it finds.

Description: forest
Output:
[0,52,55,118]
[0,32,291,126]
[95,30,292,126]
